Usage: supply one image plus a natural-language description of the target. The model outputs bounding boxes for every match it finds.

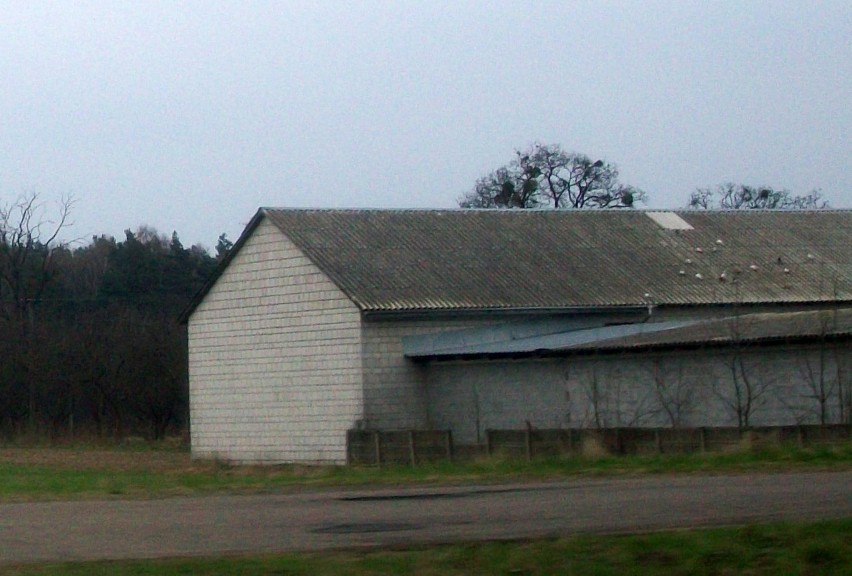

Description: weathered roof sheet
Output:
[402,317,701,357]
[403,308,852,359]
[261,208,852,312]
[588,307,852,352]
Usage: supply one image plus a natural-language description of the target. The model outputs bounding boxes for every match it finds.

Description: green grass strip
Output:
[3,519,850,575]
[1,443,850,501]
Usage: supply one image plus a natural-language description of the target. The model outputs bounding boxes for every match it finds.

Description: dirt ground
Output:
[0,447,196,472]
[0,445,347,481]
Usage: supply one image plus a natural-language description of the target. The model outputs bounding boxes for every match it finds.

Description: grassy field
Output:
[3,519,849,575]
[0,440,850,501]
[2,443,849,574]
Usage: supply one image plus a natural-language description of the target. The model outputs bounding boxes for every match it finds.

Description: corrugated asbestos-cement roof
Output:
[402,308,852,359]
[262,208,852,312]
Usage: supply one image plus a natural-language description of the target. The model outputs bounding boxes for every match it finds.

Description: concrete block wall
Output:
[360,316,507,430]
[426,343,852,445]
[427,359,571,444]
[188,218,363,464]
[359,309,816,436]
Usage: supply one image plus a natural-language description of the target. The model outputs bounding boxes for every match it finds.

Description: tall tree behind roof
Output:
[459,143,646,209]
[687,183,830,210]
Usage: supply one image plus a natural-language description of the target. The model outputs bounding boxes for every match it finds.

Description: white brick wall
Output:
[188,218,363,464]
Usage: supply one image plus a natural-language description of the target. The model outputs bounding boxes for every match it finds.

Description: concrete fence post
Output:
[408,431,417,466]
[373,430,382,467]
[343,423,852,468]
[345,430,352,466]
[561,428,573,455]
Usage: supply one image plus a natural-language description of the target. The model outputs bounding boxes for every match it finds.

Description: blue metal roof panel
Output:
[403,318,700,357]
[404,308,852,358]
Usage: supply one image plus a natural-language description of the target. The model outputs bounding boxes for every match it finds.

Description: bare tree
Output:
[790,292,852,425]
[687,183,828,210]
[460,143,646,209]
[0,193,74,322]
[710,313,775,429]
[462,165,542,209]
[724,354,771,429]
[649,358,696,427]
[837,345,852,425]
[578,361,655,428]
[0,193,74,429]
[799,332,836,426]
[581,363,606,429]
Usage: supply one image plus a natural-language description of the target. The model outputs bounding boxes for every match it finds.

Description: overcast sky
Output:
[2,1,849,248]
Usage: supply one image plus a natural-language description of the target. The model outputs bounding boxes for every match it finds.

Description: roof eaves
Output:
[365,304,649,320]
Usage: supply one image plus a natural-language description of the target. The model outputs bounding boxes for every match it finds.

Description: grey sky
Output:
[1,1,849,248]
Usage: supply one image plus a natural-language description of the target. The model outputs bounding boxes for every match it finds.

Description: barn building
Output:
[182,208,852,463]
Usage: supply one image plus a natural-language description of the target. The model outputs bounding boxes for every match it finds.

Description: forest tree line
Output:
[0,194,228,439]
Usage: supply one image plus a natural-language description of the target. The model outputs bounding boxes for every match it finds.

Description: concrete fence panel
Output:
[346,424,851,466]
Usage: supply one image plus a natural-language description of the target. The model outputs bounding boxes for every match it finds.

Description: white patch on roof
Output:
[646,212,694,230]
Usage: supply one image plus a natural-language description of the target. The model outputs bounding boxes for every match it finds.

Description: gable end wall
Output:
[188,218,363,464]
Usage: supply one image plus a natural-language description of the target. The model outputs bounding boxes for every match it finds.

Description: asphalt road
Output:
[1,471,850,564]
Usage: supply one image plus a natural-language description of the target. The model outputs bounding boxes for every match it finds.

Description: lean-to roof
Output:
[402,308,852,359]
